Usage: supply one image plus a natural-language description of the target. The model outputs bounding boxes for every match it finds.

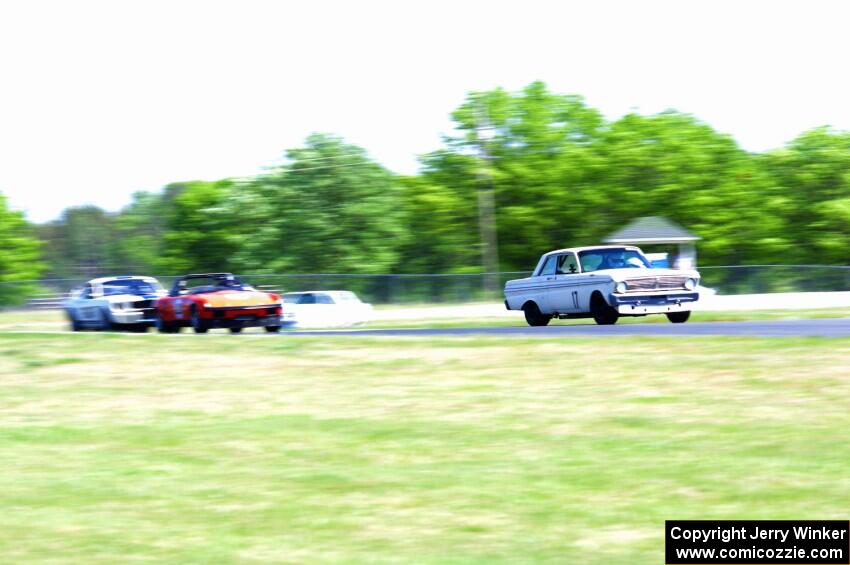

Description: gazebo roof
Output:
[604,216,700,244]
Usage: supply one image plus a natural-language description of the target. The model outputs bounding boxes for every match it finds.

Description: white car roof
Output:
[541,245,643,257]
[88,276,159,285]
[282,290,356,296]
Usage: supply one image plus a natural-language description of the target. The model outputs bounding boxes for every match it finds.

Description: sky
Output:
[1,0,849,223]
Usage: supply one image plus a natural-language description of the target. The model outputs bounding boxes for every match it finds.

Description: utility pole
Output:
[473,95,501,297]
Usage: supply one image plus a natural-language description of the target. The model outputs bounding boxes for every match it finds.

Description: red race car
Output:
[154,273,282,334]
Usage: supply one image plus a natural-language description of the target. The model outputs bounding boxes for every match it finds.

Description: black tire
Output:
[97,309,113,331]
[523,302,552,327]
[155,311,179,334]
[66,311,83,332]
[666,310,691,324]
[591,294,619,325]
[191,307,209,334]
[265,326,281,333]
[229,327,243,334]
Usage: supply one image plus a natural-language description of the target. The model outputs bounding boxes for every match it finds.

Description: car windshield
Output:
[282,293,334,305]
[102,279,163,296]
[579,248,651,272]
[178,275,252,295]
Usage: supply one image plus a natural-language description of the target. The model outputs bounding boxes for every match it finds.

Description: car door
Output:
[534,254,559,313]
[547,253,583,313]
[170,296,190,321]
[74,284,105,323]
[294,293,318,326]
[574,250,617,312]
[314,293,337,326]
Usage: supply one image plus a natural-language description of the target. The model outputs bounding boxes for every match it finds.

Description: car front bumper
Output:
[110,309,156,325]
[203,314,282,329]
[609,292,699,315]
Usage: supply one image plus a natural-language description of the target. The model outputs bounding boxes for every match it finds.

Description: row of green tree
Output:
[2,81,850,303]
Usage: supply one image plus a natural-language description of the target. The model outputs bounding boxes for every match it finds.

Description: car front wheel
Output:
[591,294,619,325]
[666,311,691,324]
[191,307,209,334]
[155,312,179,333]
[97,309,114,331]
[265,326,281,333]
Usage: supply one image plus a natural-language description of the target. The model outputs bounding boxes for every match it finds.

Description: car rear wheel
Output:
[591,294,619,325]
[666,311,691,324]
[229,327,243,334]
[523,302,551,327]
[155,312,179,333]
[191,307,209,334]
[66,311,83,332]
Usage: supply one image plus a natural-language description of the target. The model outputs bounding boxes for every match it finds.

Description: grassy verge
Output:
[1,332,848,563]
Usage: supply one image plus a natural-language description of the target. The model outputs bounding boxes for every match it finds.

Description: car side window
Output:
[172,281,189,296]
[316,294,335,304]
[298,294,317,304]
[580,253,602,273]
[538,256,557,276]
[556,253,579,274]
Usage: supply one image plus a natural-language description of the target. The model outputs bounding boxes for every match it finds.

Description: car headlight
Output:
[111,301,132,311]
[615,281,627,293]
[684,278,696,290]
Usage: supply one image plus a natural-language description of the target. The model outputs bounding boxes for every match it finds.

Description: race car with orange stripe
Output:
[154,273,282,333]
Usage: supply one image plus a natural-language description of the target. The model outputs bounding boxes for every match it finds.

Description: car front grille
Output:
[133,299,154,309]
[624,276,688,291]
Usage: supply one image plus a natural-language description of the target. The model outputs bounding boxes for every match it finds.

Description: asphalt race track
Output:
[289,318,850,338]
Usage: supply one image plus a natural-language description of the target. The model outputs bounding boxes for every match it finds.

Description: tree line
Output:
[1,81,850,303]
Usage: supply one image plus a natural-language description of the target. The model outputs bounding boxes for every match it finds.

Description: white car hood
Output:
[592,268,700,283]
[103,293,142,304]
[505,268,699,288]
[103,292,164,304]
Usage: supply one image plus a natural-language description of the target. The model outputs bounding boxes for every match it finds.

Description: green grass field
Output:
[1,327,849,563]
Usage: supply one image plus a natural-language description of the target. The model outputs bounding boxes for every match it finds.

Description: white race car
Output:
[280,291,372,328]
[504,245,700,326]
[64,276,166,332]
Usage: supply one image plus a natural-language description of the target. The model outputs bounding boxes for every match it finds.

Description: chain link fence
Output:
[697,265,850,295]
[2,265,850,310]
[1,272,529,309]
